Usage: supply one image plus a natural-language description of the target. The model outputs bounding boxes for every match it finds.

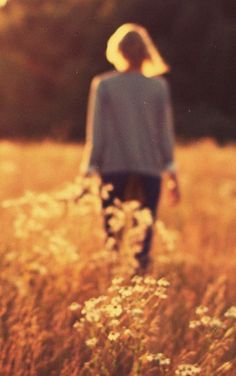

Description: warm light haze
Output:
[0,1,235,375]
[0,0,8,7]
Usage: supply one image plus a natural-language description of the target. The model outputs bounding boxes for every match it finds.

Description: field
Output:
[0,140,236,376]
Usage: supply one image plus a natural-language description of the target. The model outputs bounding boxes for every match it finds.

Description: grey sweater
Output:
[84,70,176,177]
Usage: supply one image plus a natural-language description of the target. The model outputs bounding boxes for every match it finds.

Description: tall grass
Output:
[0,140,235,375]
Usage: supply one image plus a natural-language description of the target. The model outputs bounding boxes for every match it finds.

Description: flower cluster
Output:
[72,274,171,356]
[142,352,170,366]
[175,364,201,376]
[189,305,226,330]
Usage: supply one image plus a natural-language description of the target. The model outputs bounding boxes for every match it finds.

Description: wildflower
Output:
[145,353,156,362]
[85,311,101,323]
[83,296,106,312]
[123,328,132,338]
[108,285,120,293]
[154,287,168,299]
[189,320,201,329]
[73,321,81,329]
[200,315,211,326]
[156,353,171,366]
[105,237,117,250]
[68,302,81,312]
[73,317,85,330]
[119,286,133,297]
[157,277,170,287]
[104,206,115,215]
[108,319,120,327]
[85,337,98,348]
[224,306,236,319]
[143,352,170,366]
[131,275,143,284]
[101,183,113,199]
[131,308,143,315]
[111,276,125,285]
[124,200,141,211]
[133,208,153,226]
[144,276,156,285]
[111,296,122,305]
[175,364,201,376]
[195,305,208,316]
[108,331,120,341]
[209,317,225,329]
[108,216,124,232]
[104,304,123,318]
[133,284,146,293]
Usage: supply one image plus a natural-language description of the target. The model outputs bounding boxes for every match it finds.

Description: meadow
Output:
[0,140,236,376]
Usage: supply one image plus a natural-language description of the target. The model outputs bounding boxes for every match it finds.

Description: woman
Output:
[81,23,180,268]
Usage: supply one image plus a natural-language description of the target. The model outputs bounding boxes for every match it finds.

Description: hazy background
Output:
[0,0,235,142]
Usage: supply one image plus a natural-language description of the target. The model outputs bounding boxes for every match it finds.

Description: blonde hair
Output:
[106,23,170,77]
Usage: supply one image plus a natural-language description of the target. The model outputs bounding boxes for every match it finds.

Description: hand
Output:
[166,173,181,206]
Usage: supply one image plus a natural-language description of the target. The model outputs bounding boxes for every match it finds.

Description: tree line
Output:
[0,0,235,142]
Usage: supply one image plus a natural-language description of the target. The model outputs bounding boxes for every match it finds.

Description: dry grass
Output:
[0,139,236,376]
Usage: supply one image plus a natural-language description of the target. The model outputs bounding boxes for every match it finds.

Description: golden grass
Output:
[0,139,236,375]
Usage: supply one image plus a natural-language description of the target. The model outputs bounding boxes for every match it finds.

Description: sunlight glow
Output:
[0,0,8,7]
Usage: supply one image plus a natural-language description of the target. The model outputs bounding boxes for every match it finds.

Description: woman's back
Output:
[88,70,174,176]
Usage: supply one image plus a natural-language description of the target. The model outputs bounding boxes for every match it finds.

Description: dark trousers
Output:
[101,173,162,256]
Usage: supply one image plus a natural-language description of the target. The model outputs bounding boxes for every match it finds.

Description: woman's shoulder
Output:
[151,74,169,87]
[92,70,121,85]
[150,74,171,97]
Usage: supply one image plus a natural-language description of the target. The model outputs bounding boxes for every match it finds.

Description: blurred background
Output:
[0,0,235,143]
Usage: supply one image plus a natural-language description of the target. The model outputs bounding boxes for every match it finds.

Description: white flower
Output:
[157,277,170,287]
[108,331,120,341]
[123,328,133,338]
[195,305,208,316]
[175,364,201,375]
[109,319,120,327]
[133,284,146,293]
[104,304,123,318]
[224,306,236,319]
[85,311,101,323]
[156,353,171,366]
[131,275,143,284]
[119,286,133,297]
[131,308,143,315]
[209,317,225,329]
[189,320,201,329]
[112,276,125,285]
[154,287,168,299]
[68,302,81,311]
[85,337,98,348]
[200,315,211,326]
[143,352,170,366]
[144,276,156,285]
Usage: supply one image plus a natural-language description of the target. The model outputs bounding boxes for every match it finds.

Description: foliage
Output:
[0,0,235,141]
